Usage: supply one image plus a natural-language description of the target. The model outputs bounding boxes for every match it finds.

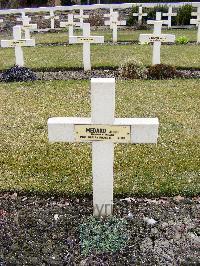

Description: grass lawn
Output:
[0,43,200,71]
[0,79,199,196]
[1,28,197,43]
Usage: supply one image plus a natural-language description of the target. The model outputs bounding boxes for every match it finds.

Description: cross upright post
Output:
[163,5,177,29]
[191,7,200,43]
[44,10,59,29]
[17,11,26,22]
[69,23,104,71]
[133,5,147,25]
[48,78,159,217]
[104,8,114,19]
[1,25,35,67]
[139,20,175,65]
[60,14,81,37]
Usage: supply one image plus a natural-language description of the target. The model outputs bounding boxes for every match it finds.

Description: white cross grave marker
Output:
[133,6,147,25]
[191,7,200,43]
[60,14,81,37]
[48,78,159,217]
[17,11,26,22]
[0,18,3,24]
[139,20,175,65]
[104,11,126,43]
[44,10,59,29]
[163,5,177,29]
[21,16,37,39]
[74,9,89,27]
[1,25,35,67]
[69,23,104,71]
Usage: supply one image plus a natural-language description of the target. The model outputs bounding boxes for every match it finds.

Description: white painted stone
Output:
[44,10,59,29]
[104,11,126,43]
[48,78,159,217]
[139,20,175,65]
[74,9,89,27]
[1,25,35,67]
[133,6,147,24]
[163,5,177,29]
[69,23,104,71]
[60,14,81,37]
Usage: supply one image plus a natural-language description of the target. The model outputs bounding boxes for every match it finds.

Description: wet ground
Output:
[0,193,199,265]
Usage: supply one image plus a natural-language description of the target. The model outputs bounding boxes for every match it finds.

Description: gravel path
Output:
[0,193,199,265]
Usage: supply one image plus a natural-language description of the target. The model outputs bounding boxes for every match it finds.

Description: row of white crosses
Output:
[139,16,175,65]
[104,11,126,42]
[48,78,159,217]
[1,25,35,66]
[190,6,200,43]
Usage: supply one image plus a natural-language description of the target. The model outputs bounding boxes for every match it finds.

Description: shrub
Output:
[176,36,189,44]
[176,5,193,25]
[88,12,104,26]
[147,5,168,20]
[119,58,147,79]
[148,64,178,80]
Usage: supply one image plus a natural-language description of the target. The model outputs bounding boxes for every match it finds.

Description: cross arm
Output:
[1,39,35,47]
[48,117,159,144]
[69,36,104,44]
[139,34,175,43]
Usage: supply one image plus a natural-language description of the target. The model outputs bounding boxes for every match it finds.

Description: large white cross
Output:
[20,16,37,39]
[44,10,59,29]
[133,6,147,25]
[163,6,177,29]
[60,14,81,37]
[69,23,104,71]
[104,11,126,43]
[74,9,89,27]
[191,7,200,43]
[48,78,159,217]
[1,25,35,67]
[139,20,175,65]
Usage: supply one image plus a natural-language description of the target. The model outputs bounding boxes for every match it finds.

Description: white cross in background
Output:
[133,5,147,24]
[139,20,175,65]
[191,7,200,43]
[0,18,3,23]
[163,5,177,29]
[48,78,159,217]
[104,11,126,43]
[1,25,35,67]
[17,11,26,22]
[60,14,81,37]
[69,23,104,71]
[20,16,37,39]
[44,10,59,29]
[74,9,89,27]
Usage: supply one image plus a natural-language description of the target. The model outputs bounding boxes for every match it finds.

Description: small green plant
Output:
[148,64,178,80]
[79,216,129,256]
[176,36,189,44]
[119,58,147,79]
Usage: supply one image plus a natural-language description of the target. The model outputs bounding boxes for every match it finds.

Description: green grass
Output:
[0,79,199,196]
[0,43,200,71]
[0,28,198,43]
